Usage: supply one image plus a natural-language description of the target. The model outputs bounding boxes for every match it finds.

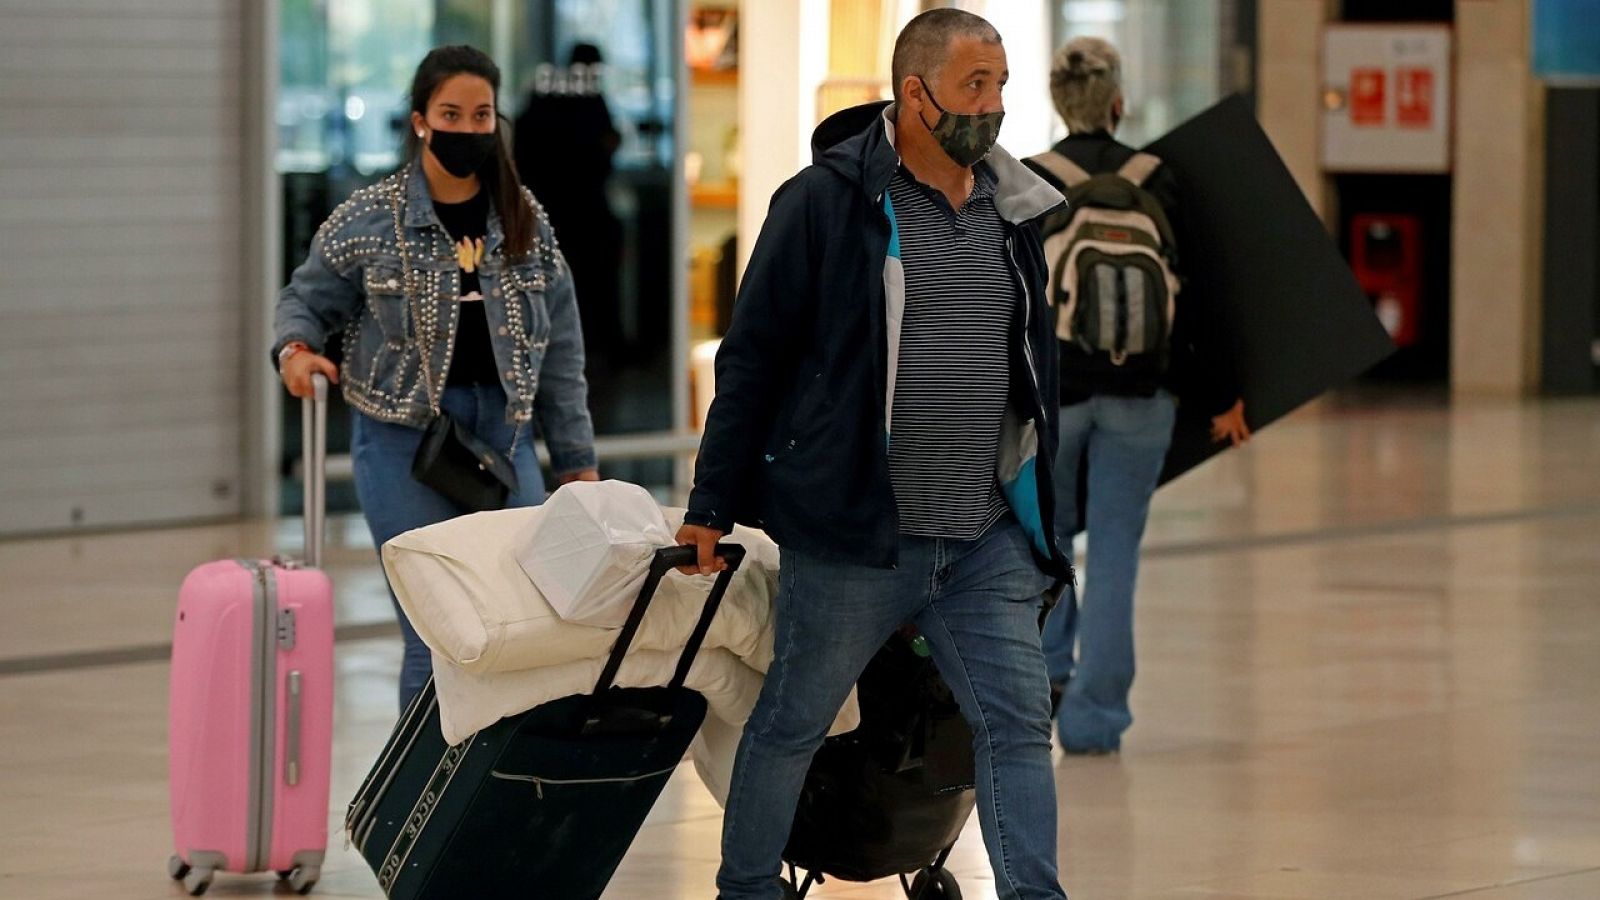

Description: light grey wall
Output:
[0,0,250,534]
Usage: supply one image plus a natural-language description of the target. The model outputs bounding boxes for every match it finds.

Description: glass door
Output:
[1051,0,1230,147]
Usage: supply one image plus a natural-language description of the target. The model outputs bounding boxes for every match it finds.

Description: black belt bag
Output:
[411,412,520,512]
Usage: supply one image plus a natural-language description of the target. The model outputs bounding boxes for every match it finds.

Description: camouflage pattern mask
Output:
[916,76,1004,168]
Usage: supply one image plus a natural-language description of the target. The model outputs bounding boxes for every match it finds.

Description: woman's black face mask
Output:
[427,129,497,178]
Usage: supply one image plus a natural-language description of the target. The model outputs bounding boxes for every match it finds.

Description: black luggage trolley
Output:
[781,627,976,900]
[346,544,746,900]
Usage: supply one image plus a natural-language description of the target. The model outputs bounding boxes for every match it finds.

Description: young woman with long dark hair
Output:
[274,45,599,710]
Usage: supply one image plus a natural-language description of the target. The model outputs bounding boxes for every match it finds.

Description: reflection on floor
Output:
[2,395,1598,899]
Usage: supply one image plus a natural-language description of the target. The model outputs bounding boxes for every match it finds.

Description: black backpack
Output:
[1029,150,1180,368]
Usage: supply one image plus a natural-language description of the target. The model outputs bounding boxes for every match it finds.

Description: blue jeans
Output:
[717,517,1066,900]
[1041,393,1175,752]
[351,383,547,711]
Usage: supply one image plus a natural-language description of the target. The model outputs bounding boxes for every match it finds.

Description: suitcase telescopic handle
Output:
[301,373,329,569]
[651,544,745,573]
[590,543,747,696]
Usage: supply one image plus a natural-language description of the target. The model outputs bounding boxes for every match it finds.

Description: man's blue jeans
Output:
[716,517,1067,900]
[351,383,546,712]
[1041,392,1175,752]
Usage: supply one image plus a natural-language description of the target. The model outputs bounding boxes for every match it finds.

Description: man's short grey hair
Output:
[891,8,1003,105]
[1050,36,1122,133]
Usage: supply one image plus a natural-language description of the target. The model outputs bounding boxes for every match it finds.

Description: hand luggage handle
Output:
[590,543,747,697]
[284,670,303,786]
[301,373,329,569]
[650,544,745,575]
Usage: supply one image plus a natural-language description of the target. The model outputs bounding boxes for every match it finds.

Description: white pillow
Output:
[515,480,674,629]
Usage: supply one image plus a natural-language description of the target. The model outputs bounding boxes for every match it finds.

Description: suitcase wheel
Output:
[907,866,960,900]
[181,866,213,896]
[166,855,190,881]
[287,864,320,894]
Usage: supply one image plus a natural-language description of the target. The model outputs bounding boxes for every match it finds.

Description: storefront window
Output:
[1051,0,1228,146]
[278,1,433,181]
[508,0,679,445]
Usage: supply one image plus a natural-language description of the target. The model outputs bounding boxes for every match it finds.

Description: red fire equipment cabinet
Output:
[1350,213,1423,348]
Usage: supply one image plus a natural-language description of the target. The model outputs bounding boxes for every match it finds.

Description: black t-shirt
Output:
[432,190,499,386]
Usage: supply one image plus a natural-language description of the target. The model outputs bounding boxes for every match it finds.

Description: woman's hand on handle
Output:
[281,349,339,399]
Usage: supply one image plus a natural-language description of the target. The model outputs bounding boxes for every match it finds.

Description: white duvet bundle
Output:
[380,480,857,804]
[380,482,779,677]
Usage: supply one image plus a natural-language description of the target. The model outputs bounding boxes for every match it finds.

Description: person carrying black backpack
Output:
[1024,36,1249,755]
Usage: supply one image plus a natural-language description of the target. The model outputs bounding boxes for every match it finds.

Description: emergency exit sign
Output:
[1322,25,1453,173]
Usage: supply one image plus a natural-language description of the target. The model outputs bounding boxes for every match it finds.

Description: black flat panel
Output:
[1146,95,1396,484]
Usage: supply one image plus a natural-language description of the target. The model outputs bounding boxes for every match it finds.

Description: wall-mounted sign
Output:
[1322,25,1453,173]
[1350,67,1386,126]
[1395,67,1435,128]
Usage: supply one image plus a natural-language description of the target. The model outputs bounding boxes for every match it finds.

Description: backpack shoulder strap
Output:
[1026,150,1093,189]
[1116,152,1162,187]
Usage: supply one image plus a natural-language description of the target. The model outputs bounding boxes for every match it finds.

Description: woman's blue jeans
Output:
[351,383,546,711]
[1041,392,1175,752]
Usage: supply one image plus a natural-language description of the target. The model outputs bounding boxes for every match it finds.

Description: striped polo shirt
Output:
[886,163,1015,540]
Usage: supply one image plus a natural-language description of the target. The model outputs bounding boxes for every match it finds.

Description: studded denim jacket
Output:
[273,162,597,475]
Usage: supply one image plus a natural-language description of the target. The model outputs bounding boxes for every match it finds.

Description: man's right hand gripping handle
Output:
[674,524,728,576]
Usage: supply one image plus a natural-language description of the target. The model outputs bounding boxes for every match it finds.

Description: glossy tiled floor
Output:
[2,394,1598,899]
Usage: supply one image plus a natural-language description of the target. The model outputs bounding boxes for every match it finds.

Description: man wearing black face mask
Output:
[677,10,1072,900]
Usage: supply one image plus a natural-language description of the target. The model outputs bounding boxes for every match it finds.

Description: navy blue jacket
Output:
[685,102,1072,582]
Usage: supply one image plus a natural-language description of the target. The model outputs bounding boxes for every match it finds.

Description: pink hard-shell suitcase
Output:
[167,374,335,896]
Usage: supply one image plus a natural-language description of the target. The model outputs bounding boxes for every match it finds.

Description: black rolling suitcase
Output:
[346,543,746,899]
[782,628,978,900]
